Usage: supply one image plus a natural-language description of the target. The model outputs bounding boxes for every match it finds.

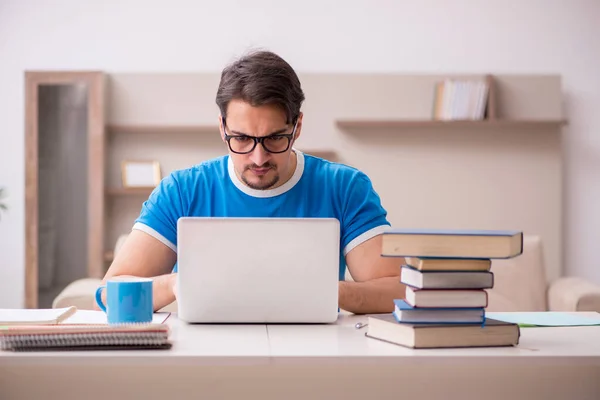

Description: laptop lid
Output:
[176,217,340,323]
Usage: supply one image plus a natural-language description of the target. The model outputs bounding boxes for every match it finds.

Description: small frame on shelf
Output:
[121,160,161,188]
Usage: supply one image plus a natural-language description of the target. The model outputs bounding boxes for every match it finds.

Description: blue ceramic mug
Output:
[95,277,153,324]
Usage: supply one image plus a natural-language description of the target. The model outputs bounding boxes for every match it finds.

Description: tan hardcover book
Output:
[381,229,523,259]
[432,81,445,120]
[366,314,520,349]
[404,257,491,272]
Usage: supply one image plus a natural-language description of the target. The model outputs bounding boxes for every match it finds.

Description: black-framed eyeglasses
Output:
[222,118,298,154]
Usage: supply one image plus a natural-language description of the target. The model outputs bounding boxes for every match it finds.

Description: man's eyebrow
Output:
[229,127,289,137]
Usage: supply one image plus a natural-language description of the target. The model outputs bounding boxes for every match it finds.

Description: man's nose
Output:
[249,143,270,166]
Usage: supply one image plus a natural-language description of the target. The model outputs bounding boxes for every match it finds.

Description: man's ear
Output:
[293,112,304,141]
[218,115,226,142]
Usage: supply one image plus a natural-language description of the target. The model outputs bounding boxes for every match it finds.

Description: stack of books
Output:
[366,229,523,349]
[432,78,490,121]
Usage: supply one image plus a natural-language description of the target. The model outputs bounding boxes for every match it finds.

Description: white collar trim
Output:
[227,149,305,198]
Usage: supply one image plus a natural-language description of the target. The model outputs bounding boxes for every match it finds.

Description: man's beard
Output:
[241,163,279,190]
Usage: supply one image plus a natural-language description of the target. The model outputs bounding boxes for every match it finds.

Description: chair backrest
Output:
[486,235,548,311]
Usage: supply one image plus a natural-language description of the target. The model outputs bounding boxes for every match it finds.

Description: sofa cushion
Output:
[486,235,548,312]
[548,276,600,312]
[52,278,102,310]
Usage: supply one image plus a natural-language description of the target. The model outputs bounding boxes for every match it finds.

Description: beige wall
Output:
[105,73,564,282]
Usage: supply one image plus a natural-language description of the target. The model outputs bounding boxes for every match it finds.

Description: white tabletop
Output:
[267,312,600,366]
[2,312,600,367]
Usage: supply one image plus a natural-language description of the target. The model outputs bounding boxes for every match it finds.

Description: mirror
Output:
[37,84,89,307]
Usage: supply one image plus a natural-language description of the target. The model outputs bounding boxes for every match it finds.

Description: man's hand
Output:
[95,273,177,312]
[100,230,178,312]
[339,233,405,314]
[152,273,178,311]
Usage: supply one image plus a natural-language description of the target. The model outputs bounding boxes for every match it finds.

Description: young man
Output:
[102,50,404,314]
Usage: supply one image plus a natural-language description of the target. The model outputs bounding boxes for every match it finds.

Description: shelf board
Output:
[335,119,567,129]
[107,125,219,134]
[300,149,338,160]
[106,187,154,196]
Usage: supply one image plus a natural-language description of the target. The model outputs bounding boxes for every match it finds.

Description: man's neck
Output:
[263,150,297,190]
[228,150,303,198]
[281,150,298,186]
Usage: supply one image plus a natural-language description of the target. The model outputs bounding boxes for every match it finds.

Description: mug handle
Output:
[95,286,107,313]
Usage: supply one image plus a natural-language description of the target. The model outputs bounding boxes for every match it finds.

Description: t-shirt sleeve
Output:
[132,172,185,253]
[341,173,391,256]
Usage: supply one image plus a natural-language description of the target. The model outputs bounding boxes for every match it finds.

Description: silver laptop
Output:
[176,217,340,323]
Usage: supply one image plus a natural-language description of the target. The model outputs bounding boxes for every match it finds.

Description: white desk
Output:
[1,313,600,400]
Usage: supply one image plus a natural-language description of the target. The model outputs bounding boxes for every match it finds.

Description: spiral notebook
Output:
[0,323,171,352]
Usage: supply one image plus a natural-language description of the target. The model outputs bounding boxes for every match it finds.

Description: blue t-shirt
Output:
[133,150,390,280]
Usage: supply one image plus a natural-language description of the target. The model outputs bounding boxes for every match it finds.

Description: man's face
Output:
[220,99,302,190]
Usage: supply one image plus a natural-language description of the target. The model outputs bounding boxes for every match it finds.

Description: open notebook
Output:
[0,307,171,325]
[0,306,78,325]
[0,307,172,351]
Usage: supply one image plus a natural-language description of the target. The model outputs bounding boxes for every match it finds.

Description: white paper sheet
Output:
[63,310,171,325]
[0,307,74,324]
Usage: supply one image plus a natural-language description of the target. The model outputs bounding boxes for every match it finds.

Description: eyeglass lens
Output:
[229,135,291,154]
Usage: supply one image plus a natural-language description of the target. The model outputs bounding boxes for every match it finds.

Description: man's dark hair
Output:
[216,50,305,124]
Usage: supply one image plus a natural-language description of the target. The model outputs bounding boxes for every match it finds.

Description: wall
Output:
[0,0,598,307]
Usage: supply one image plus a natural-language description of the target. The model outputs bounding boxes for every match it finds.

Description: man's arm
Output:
[99,230,178,312]
[339,234,405,314]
